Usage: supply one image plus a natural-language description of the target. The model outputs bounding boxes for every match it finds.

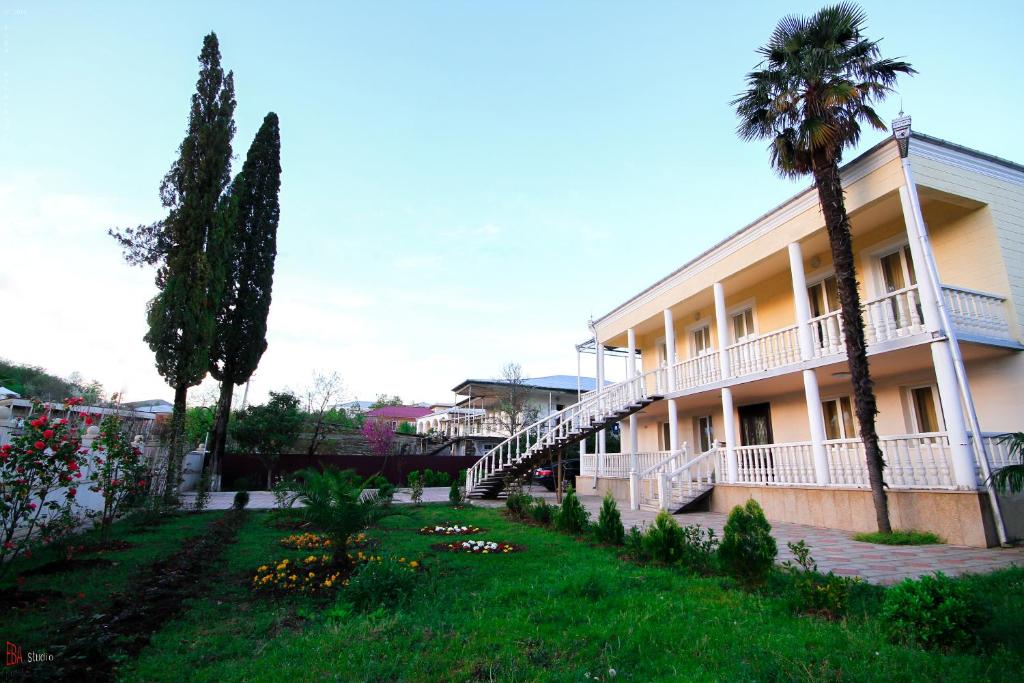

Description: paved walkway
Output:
[182,488,1024,584]
[479,488,1024,584]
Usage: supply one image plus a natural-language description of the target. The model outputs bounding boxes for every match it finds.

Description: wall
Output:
[220,452,481,489]
[710,484,999,547]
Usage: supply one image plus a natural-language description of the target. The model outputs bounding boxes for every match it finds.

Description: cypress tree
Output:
[131,33,236,500]
[207,113,282,477]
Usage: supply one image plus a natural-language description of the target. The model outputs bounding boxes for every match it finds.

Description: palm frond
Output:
[988,432,1024,493]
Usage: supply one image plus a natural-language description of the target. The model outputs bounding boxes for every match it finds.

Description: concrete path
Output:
[182,488,1024,584]
[478,488,1024,584]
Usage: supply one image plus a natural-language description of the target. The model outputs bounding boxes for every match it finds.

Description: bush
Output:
[528,499,553,525]
[448,479,463,505]
[233,490,250,510]
[719,499,777,587]
[408,471,424,505]
[555,486,590,535]
[678,524,719,575]
[852,529,944,545]
[594,493,625,545]
[624,525,644,560]
[881,573,982,650]
[422,469,451,487]
[504,480,533,519]
[782,540,857,619]
[344,556,423,611]
[271,475,302,509]
[641,511,686,563]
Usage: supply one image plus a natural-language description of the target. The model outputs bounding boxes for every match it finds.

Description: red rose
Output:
[68,461,79,471]
[34,441,46,450]
[68,488,77,497]
[27,502,37,510]
[84,417,93,425]
[3,541,12,550]
[43,429,54,439]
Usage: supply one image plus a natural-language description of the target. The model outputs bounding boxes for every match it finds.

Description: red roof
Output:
[366,406,432,419]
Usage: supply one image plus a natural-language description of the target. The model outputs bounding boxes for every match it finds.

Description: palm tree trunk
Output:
[812,153,892,534]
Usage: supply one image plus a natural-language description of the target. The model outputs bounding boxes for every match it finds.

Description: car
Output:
[531,458,581,491]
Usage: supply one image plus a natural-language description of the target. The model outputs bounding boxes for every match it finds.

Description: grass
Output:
[0,511,217,651]
[112,504,1024,682]
[852,529,945,545]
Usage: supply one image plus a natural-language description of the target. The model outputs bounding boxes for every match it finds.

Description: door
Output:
[807,275,841,352]
[878,245,921,331]
[696,415,714,453]
[738,403,773,446]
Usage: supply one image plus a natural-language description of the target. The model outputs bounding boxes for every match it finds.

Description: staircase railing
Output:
[466,366,667,493]
[632,445,687,510]
[650,446,718,510]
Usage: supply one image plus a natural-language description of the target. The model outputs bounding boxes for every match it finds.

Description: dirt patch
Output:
[27,510,246,681]
[75,540,139,555]
[22,557,115,576]
[0,588,66,610]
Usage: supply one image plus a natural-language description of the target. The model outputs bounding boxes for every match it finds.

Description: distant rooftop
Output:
[452,375,602,395]
[366,405,433,419]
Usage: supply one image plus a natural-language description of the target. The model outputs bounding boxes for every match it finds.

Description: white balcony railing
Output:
[725,325,801,377]
[942,286,1012,340]
[734,442,817,485]
[864,285,926,344]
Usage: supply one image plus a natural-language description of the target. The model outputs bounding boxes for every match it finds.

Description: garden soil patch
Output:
[78,539,138,554]
[22,557,115,576]
[0,588,66,611]
[24,509,246,682]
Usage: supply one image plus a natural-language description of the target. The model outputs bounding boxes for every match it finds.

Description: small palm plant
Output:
[298,467,399,567]
[990,432,1024,493]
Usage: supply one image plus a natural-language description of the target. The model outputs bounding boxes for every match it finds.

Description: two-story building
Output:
[576,121,1022,547]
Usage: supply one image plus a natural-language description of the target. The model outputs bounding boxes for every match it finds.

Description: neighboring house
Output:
[334,400,373,416]
[467,122,1024,548]
[0,397,158,448]
[0,386,20,399]
[417,375,601,438]
[366,405,433,431]
[124,398,175,415]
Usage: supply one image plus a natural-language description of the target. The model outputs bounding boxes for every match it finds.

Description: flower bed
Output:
[418,524,484,536]
[432,540,521,554]
[252,555,344,593]
[279,531,373,550]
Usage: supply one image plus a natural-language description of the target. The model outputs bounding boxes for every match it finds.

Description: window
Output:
[695,415,714,453]
[822,396,857,440]
[731,307,755,343]
[655,338,668,367]
[909,385,944,433]
[691,325,712,357]
[807,275,840,318]
[879,245,917,293]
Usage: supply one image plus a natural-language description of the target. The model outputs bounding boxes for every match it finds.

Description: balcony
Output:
[659,284,1013,397]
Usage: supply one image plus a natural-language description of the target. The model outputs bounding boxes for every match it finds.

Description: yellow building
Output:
[467,120,1023,547]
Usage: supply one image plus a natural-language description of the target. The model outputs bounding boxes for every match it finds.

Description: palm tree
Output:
[990,432,1024,493]
[733,3,914,532]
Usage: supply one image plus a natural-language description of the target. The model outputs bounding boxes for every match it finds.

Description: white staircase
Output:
[466,368,666,498]
[633,446,718,513]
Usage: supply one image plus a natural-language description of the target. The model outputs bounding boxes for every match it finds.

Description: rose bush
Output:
[87,416,148,540]
[0,399,88,577]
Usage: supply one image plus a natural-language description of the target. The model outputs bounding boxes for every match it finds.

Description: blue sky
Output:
[2,1,1022,407]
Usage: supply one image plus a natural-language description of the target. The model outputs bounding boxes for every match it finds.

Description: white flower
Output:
[609,669,617,677]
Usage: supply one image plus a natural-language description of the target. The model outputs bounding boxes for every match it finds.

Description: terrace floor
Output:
[183,488,1024,584]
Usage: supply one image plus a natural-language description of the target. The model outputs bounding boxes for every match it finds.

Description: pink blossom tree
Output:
[361,419,394,457]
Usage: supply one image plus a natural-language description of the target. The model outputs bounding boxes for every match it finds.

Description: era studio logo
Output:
[5,641,52,667]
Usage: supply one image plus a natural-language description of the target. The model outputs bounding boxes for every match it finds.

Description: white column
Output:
[627,326,639,476]
[667,398,679,468]
[722,387,737,483]
[714,282,730,379]
[663,309,677,391]
[789,241,831,485]
[596,340,606,457]
[899,179,976,488]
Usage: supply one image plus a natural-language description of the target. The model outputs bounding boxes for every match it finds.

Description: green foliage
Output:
[194,468,212,512]
[233,490,250,510]
[184,406,215,449]
[271,475,301,509]
[624,525,644,559]
[369,394,403,410]
[298,467,398,563]
[782,540,858,619]
[640,511,686,564]
[527,499,553,525]
[853,529,944,545]
[720,499,777,587]
[396,422,417,435]
[989,431,1024,493]
[448,479,463,505]
[594,493,625,546]
[408,472,424,505]
[344,556,424,612]
[554,486,590,535]
[230,391,304,487]
[882,573,982,651]
[677,524,719,575]
[0,359,89,401]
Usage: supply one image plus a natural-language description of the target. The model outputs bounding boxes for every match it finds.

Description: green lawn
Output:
[0,511,217,650]
[107,505,1022,682]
